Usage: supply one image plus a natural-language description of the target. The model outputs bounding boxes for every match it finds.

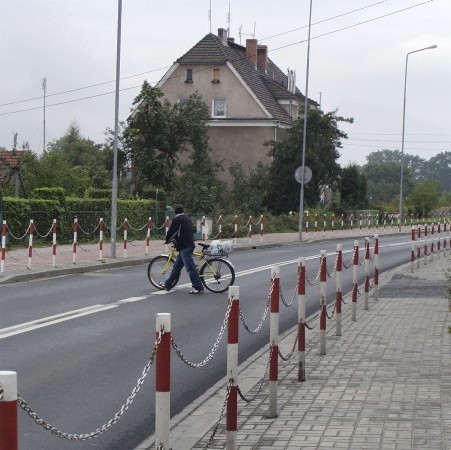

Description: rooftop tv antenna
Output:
[208,0,212,33]
[238,22,256,44]
[227,0,231,35]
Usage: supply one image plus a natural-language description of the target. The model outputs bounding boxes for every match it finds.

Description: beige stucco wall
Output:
[160,63,268,118]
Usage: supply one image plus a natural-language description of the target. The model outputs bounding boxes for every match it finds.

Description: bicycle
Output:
[147,242,235,293]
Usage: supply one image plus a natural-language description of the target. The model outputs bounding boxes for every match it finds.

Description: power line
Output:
[344,142,449,151]
[260,0,390,41]
[348,138,451,143]
[0,66,171,107]
[0,0,434,117]
[271,0,433,52]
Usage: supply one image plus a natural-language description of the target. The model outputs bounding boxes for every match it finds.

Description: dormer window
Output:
[212,68,220,83]
[185,68,193,83]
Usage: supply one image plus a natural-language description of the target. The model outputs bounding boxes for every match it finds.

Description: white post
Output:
[52,219,57,268]
[73,218,78,264]
[27,219,34,270]
[364,237,370,311]
[268,266,279,418]
[319,250,327,355]
[352,240,359,321]
[336,244,342,336]
[155,313,171,450]
[1,220,7,274]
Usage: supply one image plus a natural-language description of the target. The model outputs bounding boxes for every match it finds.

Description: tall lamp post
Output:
[110,0,122,258]
[399,44,436,228]
[299,0,313,241]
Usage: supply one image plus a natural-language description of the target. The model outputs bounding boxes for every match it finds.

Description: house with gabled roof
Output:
[156,28,317,179]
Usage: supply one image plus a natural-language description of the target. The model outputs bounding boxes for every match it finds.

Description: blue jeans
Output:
[165,247,204,291]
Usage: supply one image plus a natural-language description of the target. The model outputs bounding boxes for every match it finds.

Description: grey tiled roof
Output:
[175,33,313,124]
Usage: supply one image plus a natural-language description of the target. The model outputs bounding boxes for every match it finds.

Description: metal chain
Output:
[278,335,299,361]
[34,224,53,239]
[343,246,357,269]
[306,256,323,285]
[280,285,296,307]
[239,282,273,334]
[171,299,233,368]
[341,296,350,305]
[326,252,339,278]
[17,329,165,441]
[77,222,100,235]
[237,345,274,403]
[326,307,335,320]
[32,247,44,258]
[5,250,22,261]
[6,224,31,240]
[204,379,233,449]
[128,222,148,232]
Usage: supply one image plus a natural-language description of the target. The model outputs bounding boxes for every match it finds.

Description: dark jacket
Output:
[165,213,195,250]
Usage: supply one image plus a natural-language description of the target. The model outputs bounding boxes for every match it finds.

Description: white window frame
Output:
[212,98,226,118]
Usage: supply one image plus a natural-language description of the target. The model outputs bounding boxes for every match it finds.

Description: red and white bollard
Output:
[52,219,57,268]
[350,214,354,234]
[331,214,335,237]
[305,211,309,238]
[123,218,129,258]
[319,250,327,355]
[352,240,359,321]
[247,215,253,244]
[336,244,342,336]
[259,215,264,243]
[73,219,78,264]
[27,219,34,270]
[201,216,206,242]
[0,371,18,450]
[424,224,428,264]
[233,215,239,244]
[359,214,363,235]
[411,240,416,273]
[323,214,327,238]
[145,217,152,256]
[226,286,239,449]
[417,239,421,269]
[1,220,7,274]
[314,214,318,238]
[298,258,306,382]
[341,214,344,236]
[155,313,171,450]
[164,216,170,251]
[217,215,225,240]
[268,266,279,418]
[374,235,379,301]
[364,237,370,311]
[99,218,104,260]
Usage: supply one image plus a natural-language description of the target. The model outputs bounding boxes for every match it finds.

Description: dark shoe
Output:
[159,282,170,291]
[189,289,204,294]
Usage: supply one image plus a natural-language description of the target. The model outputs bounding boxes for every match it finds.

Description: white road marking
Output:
[2,240,410,339]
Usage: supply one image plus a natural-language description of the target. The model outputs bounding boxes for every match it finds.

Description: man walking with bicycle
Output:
[162,204,204,294]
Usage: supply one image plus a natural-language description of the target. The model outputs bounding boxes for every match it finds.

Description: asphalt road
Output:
[0,235,412,450]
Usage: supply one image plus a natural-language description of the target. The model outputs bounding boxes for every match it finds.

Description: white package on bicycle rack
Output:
[208,240,233,256]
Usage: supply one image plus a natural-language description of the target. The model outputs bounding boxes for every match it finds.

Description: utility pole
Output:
[42,77,46,151]
[110,0,122,258]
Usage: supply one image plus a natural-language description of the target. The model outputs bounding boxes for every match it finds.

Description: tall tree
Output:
[123,81,186,194]
[265,109,351,214]
[171,95,224,215]
[340,165,368,210]
[407,180,441,216]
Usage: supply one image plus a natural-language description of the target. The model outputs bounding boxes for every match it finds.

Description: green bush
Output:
[85,188,112,199]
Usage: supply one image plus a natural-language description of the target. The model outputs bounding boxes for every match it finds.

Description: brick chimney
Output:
[257,45,268,72]
[228,37,235,44]
[246,39,258,68]
[218,28,228,45]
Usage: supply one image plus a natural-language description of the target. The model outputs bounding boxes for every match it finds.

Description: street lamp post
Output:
[399,44,437,228]
[110,0,122,258]
[299,0,313,241]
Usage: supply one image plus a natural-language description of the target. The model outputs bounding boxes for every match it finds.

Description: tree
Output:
[421,152,451,192]
[228,162,269,215]
[265,109,351,214]
[171,95,224,216]
[363,150,415,205]
[340,165,367,210]
[123,81,186,194]
[406,180,441,216]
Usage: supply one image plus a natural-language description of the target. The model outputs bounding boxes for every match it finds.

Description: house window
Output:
[212,68,220,83]
[213,98,226,117]
[185,68,193,83]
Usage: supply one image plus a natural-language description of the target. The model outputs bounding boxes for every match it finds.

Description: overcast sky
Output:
[1,0,450,167]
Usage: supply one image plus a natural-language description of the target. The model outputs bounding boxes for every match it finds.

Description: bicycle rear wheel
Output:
[147,255,177,290]
[200,257,235,293]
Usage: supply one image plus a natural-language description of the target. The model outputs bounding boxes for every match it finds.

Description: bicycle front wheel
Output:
[200,257,235,293]
[147,255,176,290]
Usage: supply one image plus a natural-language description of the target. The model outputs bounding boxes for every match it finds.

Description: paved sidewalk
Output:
[139,255,451,450]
